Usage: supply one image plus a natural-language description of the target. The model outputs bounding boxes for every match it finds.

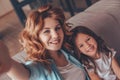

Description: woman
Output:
[0,5,89,80]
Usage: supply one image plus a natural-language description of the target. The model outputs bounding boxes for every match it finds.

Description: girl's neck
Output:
[93,52,101,60]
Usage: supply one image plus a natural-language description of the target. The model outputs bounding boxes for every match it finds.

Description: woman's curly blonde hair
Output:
[19,5,65,66]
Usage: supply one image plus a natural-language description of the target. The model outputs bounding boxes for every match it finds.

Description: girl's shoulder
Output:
[108,48,116,58]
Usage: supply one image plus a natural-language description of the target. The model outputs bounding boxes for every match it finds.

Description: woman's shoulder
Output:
[25,61,39,65]
[24,61,48,79]
[24,61,46,72]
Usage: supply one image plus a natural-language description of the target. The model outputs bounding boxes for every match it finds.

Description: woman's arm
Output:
[112,57,120,79]
[0,41,30,80]
[7,60,30,80]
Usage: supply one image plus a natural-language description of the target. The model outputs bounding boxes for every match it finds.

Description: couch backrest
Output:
[66,0,120,62]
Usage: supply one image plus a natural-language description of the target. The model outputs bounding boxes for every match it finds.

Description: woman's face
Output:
[75,33,98,58]
[39,17,64,51]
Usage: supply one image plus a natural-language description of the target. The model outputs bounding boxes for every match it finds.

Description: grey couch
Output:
[66,0,120,63]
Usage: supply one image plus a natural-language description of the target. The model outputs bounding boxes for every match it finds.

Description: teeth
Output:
[52,41,58,44]
[50,40,60,44]
[87,46,93,52]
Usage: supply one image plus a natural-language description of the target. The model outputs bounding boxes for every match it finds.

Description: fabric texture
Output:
[58,61,86,80]
[95,51,117,80]
[25,49,90,80]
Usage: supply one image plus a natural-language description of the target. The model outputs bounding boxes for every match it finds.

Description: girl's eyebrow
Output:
[86,35,90,38]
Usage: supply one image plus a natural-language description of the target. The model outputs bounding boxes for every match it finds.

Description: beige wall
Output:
[0,0,13,17]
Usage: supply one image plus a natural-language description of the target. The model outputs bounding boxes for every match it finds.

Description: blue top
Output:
[24,49,90,80]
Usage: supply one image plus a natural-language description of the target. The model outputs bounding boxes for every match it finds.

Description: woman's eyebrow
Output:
[43,28,50,29]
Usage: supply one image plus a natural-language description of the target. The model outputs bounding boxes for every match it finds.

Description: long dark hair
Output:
[70,26,112,71]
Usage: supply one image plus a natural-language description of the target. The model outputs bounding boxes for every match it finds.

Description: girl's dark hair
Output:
[70,26,112,71]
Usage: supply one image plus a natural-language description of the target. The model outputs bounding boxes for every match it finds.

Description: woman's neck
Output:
[49,50,61,58]
[49,50,68,67]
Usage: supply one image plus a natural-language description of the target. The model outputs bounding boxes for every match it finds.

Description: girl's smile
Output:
[75,33,99,58]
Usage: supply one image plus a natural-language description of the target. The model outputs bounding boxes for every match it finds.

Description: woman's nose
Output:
[51,31,59,39]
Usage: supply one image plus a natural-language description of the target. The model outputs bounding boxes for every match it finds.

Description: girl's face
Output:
[39,17,64,51]
[75,33,98,58]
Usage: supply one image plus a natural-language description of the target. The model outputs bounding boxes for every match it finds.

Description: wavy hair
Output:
[19,5,65,68]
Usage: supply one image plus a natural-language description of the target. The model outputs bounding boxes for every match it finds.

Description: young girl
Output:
[70,26,120,80]
[0,5,90,80]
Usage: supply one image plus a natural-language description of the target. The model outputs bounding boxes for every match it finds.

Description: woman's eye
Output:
[55,25,61,31]
[44,30,50,33]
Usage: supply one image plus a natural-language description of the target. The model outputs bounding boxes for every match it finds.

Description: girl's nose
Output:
[85,42,90,48]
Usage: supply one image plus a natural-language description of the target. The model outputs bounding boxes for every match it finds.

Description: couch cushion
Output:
[66,0,120,64]
[85,0,120,24]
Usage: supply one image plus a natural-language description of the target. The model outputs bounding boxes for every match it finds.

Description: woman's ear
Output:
[65,23,74,31]
[64,23,73,36]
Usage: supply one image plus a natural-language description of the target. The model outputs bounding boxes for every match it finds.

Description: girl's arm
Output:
[112,57,120,79]
[88,71,102,80]
[0,41,29,80]
[85,67,102,80]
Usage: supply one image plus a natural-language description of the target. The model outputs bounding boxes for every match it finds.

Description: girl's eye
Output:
[79,44,83,48]
[86,37,91,41]
[44,30,50,33]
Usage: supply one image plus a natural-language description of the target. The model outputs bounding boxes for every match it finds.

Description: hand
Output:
[0,40,12,75]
